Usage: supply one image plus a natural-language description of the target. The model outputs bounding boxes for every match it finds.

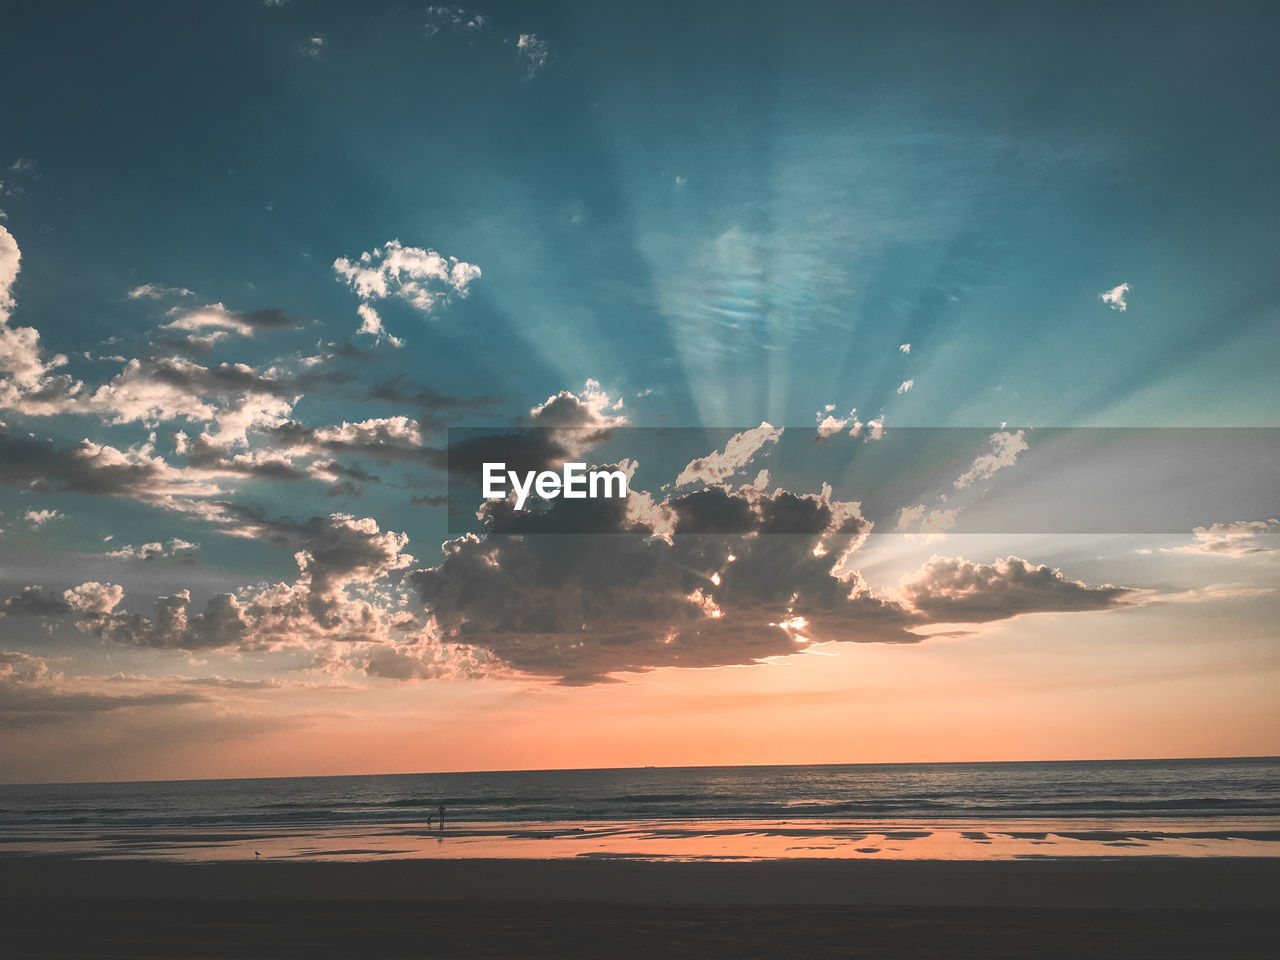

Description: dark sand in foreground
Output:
[3,857,1278,958]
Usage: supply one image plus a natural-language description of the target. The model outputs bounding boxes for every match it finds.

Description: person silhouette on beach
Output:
[438,802,445,831]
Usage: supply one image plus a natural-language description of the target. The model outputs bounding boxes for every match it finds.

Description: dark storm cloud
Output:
[413,467,1138,684]
[412,478,912,684]
[0,587,72,618]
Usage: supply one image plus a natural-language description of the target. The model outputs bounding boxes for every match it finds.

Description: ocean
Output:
[2,757,1277,862]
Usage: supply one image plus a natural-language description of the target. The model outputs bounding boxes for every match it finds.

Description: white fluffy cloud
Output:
[815,407,860,440]
[954,429,1028,489]
[675,422,782,487]
[128,283,194,300]
[333,240,481,334]
[24,508,63,529]
[896,505,958,534]
[106,538,199,561]
[64,581,126,618]
[355,303,402,348]
[1167,519,1279,558]
[1101,282,1130,311]
[161,303,293,338]
[0,225,73,399]
[0,224,21,317]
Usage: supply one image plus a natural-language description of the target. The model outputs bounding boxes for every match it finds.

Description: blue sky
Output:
[0,1,1276,781]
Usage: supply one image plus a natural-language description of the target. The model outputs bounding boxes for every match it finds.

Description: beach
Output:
[3,857,1278,958]
[2,760,1279,955]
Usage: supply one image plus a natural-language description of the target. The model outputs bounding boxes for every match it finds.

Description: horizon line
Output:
[5,753,1277,790]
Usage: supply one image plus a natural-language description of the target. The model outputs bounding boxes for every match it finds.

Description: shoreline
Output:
[5,814,1279,863]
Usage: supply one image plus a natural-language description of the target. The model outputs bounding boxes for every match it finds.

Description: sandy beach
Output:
[2,856,1278,958]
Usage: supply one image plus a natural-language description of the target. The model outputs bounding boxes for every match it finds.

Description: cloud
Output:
[897,556,1132,622]
[64,514,423,655]
[445,380,631,484]
[128,283,194,300]
[83,357,296,430]
[3,271,303,429]
[409,404,1145,685]
[301,36,326,57]
[355,303,402,348]
[897,430,1030,537]
[954,429,1028,489]
[815,408,859,441]
[0,655,207,727]
[161,303,296,338]
[1167,519,1279,558]
[105,538,199,561]
[897,505,958,534]
[899,343,911,354]
[1101,282,1130,312]
[23,508,63,529]
[896,504,926,532]
[896,379,914,394]
[0,588,72,619]
[0,650,54,680]
[675,422,782,487]
[412,480,900,684]
[366,374,497,430]
[156,331,229,356]
[333,241,481,331]
[424,5,485,36]
[64,581,127,618]
[267,416,440,467]
[0,224,18,314]
[523,378,628,461]
[1,225,74,400]
[516,33,550,77]
[0,429,249,527]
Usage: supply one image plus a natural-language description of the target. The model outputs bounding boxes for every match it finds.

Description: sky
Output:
[0,0,1277,783]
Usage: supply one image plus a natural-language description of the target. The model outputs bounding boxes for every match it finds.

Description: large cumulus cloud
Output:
[410,421,1136,683]
[413,475,918,684]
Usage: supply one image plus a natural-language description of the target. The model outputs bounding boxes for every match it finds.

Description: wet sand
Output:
[7,816,1279,862]
[1,857,1277,958]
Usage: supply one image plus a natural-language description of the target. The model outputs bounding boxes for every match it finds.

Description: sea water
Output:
[1,757,1277,861]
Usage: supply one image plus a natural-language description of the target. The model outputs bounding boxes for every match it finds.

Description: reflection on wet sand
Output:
[5,817,1279,863]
